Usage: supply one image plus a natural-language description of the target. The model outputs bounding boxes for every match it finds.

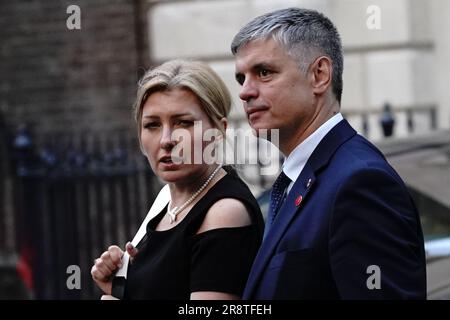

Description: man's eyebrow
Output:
[253,62,272,70]
[235,62,273,76]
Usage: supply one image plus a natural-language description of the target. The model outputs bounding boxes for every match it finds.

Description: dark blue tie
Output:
[264,171,291,238]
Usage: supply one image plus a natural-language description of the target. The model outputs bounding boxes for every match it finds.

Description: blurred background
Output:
[1,0,449,299]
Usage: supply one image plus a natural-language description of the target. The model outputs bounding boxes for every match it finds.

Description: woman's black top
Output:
[123,172,264,299]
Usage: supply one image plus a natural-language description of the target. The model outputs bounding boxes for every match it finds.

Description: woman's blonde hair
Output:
[133,59,232,151]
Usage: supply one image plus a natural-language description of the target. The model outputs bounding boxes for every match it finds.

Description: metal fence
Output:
[0,113,16,255]
[343,103,437,139]
[1,120,161,299]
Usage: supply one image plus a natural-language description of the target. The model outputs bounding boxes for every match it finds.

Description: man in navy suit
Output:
[232,7,426,299]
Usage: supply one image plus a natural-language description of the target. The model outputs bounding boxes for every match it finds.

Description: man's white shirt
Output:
[283,113,343,194]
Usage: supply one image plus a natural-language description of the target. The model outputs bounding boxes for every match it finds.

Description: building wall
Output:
[431,0,450,129]
[0,0,152,254]
[148,0,447,142]
[0,0,149,135]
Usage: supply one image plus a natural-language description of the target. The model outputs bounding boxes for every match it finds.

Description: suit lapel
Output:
[244,119,356,298]
[244,164,316,297]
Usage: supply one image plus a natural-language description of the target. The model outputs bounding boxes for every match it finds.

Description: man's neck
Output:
[280,101,340,156]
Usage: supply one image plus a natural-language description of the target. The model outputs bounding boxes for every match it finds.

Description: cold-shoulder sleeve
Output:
[189,225,261,296]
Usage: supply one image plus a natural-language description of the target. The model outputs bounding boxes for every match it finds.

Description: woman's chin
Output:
[157,170,187,184]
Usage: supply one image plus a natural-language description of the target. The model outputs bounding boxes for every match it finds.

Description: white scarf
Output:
[115,184,170,278]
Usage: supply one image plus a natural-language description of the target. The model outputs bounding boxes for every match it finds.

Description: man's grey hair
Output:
[231,7,343,104]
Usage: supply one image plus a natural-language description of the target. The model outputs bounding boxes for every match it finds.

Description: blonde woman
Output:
[91,60,264,300]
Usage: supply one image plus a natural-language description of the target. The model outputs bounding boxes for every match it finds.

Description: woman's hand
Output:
[91,245,123,295]
[91,243,138,295]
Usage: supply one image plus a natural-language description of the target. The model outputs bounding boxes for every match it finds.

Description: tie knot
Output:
[264,171,292,238]
[269,171,291,215]
[273,171,291,191]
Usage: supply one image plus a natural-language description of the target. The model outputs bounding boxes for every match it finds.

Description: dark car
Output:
[425,237,450,299]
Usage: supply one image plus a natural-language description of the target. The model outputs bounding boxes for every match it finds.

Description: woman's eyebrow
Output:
[142,112,195,119]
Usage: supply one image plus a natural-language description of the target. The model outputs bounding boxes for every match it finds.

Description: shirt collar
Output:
[283,113,344,186]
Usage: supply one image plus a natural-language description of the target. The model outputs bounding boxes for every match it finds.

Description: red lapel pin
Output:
[295,195,303,207]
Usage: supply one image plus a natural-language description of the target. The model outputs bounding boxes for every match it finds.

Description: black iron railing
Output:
[2,123,161,299]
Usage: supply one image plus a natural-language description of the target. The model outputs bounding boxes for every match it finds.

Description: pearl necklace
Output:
[167,165,222,223]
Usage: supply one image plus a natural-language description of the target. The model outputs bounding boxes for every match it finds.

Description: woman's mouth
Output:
[160,156,173,164]
[159,155,184,168]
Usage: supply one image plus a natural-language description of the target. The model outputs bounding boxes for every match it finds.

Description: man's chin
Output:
[251,127,264,138]
[250,125,276,141]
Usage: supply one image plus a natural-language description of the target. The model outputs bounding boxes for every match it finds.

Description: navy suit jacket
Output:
[244,120,426,299]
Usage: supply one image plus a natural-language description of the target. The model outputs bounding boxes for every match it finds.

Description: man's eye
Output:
[259,69,271,77]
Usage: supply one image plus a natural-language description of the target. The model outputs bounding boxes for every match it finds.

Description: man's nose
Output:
[239,79,258,102]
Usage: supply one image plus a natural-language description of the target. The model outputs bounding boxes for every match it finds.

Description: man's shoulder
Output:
[334,133,385,163]
[326,133,397,179]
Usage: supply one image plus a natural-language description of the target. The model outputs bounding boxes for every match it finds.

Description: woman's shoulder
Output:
[196,197,252,234]
[194,171,264,235]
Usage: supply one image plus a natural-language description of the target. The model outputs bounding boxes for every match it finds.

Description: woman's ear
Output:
[310,56,332,96]
[220,117,228,132]
[214,117,228,143]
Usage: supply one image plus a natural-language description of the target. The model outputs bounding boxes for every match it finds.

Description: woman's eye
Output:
[177,120,194,127]
[143,122,159,129]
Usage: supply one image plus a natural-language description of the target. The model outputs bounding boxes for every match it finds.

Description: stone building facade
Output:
[148,0,450,140]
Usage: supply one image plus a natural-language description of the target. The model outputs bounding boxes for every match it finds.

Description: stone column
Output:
[431,0,450,129]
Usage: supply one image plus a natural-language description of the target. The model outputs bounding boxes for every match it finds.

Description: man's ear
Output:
[310,56,332,95]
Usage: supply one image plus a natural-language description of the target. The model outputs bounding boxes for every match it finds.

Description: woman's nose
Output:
[160,126,176,150]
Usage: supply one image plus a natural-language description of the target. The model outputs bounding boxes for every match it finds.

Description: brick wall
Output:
[0,0,151,256]
[0,0,150,135]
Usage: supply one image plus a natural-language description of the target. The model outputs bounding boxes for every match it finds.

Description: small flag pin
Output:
[295,195,303,206]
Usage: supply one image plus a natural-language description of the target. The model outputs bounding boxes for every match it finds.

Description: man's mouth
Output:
[246,107,269,123]
[246,106,269,118]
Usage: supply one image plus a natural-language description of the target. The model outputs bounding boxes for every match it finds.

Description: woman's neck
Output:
[168,165,222,206]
